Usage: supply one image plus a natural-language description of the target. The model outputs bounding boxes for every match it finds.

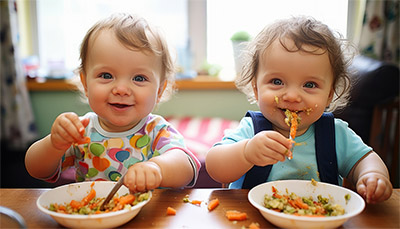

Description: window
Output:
[34,0,188,78]
[207,0,348,80]
[26,0,348,81]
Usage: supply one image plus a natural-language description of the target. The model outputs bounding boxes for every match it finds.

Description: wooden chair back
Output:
[369,96,399,188]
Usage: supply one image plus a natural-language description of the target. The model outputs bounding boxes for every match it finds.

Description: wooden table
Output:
[1,188,399,228]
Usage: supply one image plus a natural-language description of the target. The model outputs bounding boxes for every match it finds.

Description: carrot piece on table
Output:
[166,207,176,215]
[207,198,219,211]
[191,200,202,205]
[225,210,247,221]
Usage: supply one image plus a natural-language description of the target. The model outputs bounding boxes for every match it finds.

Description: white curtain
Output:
[358,0,399,66]
[1,1,37,149]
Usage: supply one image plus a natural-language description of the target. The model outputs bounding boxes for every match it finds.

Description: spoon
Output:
[100,174,125,211]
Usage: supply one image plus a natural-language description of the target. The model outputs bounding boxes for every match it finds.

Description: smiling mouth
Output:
[109,103,132,108]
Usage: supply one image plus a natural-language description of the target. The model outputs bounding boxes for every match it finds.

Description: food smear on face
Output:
[304,107,313,115]
[274,96,279,104]
[47,184,150,215]
[264,186,345,217]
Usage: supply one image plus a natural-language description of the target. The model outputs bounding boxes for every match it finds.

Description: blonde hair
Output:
[74,13,175,102]
[236,16,356,112]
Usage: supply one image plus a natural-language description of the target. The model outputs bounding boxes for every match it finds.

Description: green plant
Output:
[230,31,251,42]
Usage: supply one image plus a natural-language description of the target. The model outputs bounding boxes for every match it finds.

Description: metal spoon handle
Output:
[288,136,295,160]
[100,174,125,211]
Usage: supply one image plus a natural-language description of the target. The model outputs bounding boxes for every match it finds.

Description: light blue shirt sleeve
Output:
[214,117,254,146]
[334,119,373,177]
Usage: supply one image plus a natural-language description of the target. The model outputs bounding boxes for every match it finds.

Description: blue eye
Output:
[100,73,113,79]
[304,82,316,88]
[133,75,146,82]
[271,78,283,85]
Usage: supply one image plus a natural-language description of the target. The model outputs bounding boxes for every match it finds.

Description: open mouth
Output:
[109,103,132,109]
[279,108,300,114]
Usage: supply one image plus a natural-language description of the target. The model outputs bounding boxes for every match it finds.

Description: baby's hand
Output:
[50,112,90,151]
[243,130,291,166]
[124,161,162,193]
[356,172,393,204]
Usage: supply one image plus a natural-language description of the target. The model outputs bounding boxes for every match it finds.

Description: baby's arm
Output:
[206,130,291,184]
[348,151,393,204]
[124,149,194,192]
[25,112,89,179]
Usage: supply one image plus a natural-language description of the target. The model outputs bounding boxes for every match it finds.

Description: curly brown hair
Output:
[236,16,356,112]
[74,13,175,102]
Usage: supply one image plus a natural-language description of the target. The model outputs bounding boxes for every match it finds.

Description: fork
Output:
[100,174,125,211]
[288,136,295,160]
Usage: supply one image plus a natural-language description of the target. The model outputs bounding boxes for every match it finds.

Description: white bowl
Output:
[248,180,365,229]
[37,181,151,229]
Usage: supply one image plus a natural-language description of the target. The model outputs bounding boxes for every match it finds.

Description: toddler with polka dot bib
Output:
[25,13,200,192]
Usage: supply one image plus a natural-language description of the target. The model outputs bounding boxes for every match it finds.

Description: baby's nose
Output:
[112,82,132,96]
[282,89,301,103]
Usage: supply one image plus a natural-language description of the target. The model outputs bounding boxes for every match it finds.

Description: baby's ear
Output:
[326,88,335,107]
[80,72,89,96]
[252,80,258,101]
[157,80,167,102]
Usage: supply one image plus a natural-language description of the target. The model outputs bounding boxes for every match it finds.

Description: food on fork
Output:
[284,110,301,159]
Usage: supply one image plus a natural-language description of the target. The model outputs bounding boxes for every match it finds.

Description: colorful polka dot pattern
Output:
[62,116,185,182]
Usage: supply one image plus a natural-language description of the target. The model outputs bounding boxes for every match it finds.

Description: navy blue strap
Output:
[241,111,338,189]
[315,113,338,185]
[242,111,273,189]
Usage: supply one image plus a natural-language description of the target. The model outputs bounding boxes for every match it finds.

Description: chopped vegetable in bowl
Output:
[37,181,152,229]
[248,180,365,229]
[264,186,345,217]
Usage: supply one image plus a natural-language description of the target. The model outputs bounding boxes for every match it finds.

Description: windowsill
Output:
[26,75,236,91]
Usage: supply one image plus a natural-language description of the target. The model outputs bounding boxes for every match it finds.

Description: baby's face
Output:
[81,30,164,132]
[253,38,334,137]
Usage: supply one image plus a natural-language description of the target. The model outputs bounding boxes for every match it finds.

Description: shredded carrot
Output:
[81,188,96,206]
[69,199,82,209]
[226,210,247,221]
[76,136,91,144]
[290,112,298,139]
[58,205,66,211]
[166,207,176,215]
[112,194,136,211]
[207,198,219,211]
[294,197,309,209]
[293,213,326,217]
[119,194,135,205]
